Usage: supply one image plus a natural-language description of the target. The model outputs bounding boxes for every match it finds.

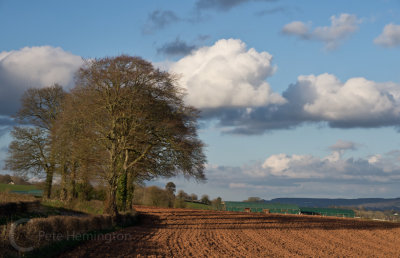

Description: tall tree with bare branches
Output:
[63,56,206,216]
[5,84,65,198]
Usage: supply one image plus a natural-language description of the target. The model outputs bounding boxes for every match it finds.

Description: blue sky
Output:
[1,0,400,201]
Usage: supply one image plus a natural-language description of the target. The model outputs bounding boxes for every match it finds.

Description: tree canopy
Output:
[5,56,207,216]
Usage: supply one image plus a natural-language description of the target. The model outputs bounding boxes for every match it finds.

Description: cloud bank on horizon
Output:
[200,139,400,198]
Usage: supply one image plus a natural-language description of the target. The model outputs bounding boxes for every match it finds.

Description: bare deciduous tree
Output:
[60,56,206,216]
[5,84,65,198]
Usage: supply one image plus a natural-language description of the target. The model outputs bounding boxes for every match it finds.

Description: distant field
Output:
[185,201,214,210]
[0,183,39,191]
[0,183,42,196]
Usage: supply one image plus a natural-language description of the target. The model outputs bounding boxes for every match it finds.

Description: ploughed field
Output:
[61,206,400,257]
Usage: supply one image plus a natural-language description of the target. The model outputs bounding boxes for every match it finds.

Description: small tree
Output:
[177,190,189,200]
[143,186,171,207]
[244,197,262,202]
[164,182,176,207]
[165,182,176,195]
[0,174,12,184]
[190,193,198,201]
[201,194,211,205]
[212,197,223,210]
[174,190,188,208]
[5,84,65,198]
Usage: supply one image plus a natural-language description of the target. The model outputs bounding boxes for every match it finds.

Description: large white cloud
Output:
[292,73,400,125]
[220,73,400,134]
[170,39,286,109]
[0,46,83,116]
[282,13,361,50]
[374,23,400,47]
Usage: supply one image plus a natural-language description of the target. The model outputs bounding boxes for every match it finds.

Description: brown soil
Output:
[59,206,400,257]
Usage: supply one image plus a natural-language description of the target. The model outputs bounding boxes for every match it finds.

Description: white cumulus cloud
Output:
[282,13,361,50]
[219,73,400,134]
[374,23,400,47]
[0,46,83,116]
[260,153,320,178]
[170,39,286,109]
[295,74,400,125]
[282,21,310,39]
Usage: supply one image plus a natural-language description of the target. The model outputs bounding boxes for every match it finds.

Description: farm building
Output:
[299,207,355,218]
[223,201,300,214]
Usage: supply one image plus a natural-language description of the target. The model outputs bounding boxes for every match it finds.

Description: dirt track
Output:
[60,206,400,257]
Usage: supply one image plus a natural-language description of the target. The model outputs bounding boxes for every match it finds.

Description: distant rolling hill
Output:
[268,198,400,211]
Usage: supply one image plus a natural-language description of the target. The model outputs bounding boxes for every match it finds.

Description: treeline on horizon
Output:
[133,182,223,210]
[4,55,207,217]
[0,174,31,185]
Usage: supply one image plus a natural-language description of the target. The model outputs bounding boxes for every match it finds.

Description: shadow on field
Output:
[58,212,163,258]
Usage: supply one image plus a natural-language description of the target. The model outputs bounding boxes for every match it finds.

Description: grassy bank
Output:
[41,199,104,215]
[0,192,38,203]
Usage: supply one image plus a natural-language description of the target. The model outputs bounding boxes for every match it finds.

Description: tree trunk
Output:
[117,173,127,212]
[60,163,68,201]
[68,162,77,201]
[43,165,54,199]
[126,173,135,211]
[105,183,119,218]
